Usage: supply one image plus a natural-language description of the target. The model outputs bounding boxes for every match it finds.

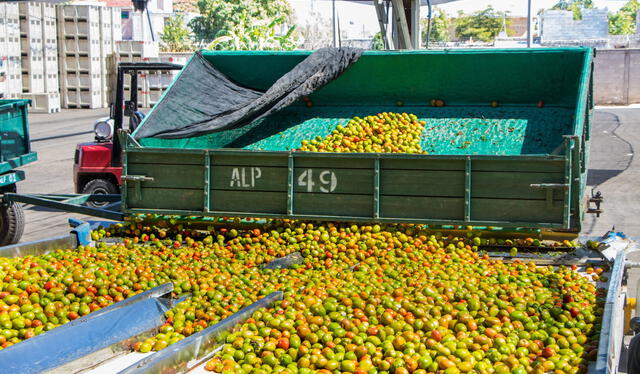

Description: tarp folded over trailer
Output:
[133,48,362,140]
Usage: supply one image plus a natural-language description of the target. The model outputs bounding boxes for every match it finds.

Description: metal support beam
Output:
[411,0,420,48]
[374,0,394,49]
[4,193,123,221]
[425,0,432,49]
[527,0,533,47]
[332,0,338,48]
[391,0,412,49]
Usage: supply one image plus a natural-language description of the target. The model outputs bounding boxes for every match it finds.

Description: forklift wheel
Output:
[82,179,118,208]
[0,202,24,246]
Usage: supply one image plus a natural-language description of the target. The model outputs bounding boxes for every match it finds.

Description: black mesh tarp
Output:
[133,48,362,140]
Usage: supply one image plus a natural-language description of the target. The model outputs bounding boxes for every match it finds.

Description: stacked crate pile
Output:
[112,40,159,108]
[57,4,103,109]
[99,7,121,107]
[19,2,44,93]
[27,3,61,112]
[145,52,189,107]
[0,7,5,98]
[41,3,60,95]
[19,2,60,112]
[0,2,22,98]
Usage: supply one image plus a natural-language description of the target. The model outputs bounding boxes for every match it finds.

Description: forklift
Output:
[73,62,182,207]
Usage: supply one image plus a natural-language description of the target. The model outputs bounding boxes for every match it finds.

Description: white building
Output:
[97,0,173,41]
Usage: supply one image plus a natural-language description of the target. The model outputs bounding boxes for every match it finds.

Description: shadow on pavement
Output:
[588,168,626,186]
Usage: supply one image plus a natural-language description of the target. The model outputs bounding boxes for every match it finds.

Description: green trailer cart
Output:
[0,99,37,245]
[0,48,634,374]
[122,48,598,235]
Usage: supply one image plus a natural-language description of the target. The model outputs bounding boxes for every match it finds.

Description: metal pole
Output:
[337,12,342,48]
[425,0,432,49]
[374,0,392,49]
[146,9,155,42]
[332,0,337,48]
[391,0,412,49]
[527,0,532,47]
[410,0,420,49]
[112,66,124,167]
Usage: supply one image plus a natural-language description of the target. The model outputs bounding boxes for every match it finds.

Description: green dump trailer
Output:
[123,48,595,234]
[0,99,37,244]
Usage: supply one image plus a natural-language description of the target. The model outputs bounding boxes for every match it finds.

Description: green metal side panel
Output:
[136,48,589,154]
[0,99,33,164]
[199,49,584,106]
[125,48,594,231]
[124,148,571,229]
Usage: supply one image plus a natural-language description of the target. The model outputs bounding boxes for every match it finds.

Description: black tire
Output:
[82,179,118,208]
[0,202,24,246]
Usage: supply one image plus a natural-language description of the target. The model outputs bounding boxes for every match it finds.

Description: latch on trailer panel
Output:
[122,175,154,200]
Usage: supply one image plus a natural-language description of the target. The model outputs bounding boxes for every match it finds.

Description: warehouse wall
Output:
[540,9,609,47]
[594,49,640,106]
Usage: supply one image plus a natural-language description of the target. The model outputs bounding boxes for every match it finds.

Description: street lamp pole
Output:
[527,0,533,47]
[332,0,337,47]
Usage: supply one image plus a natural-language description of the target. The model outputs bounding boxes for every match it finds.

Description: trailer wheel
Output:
[0,202,24,246]
[82,179,118,208]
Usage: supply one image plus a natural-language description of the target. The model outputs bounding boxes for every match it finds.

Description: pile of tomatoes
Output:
[0,221,604,374]
[298,113,427,154]
[201,224,603,374]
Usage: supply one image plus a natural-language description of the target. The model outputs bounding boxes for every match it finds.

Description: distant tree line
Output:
[418,6,510,45]
[159,0,640,52]
[160,0,297,52]
[413,0,640,47]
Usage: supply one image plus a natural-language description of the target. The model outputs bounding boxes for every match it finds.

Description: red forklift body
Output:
[74,142,122,193]
[72,62,182,196]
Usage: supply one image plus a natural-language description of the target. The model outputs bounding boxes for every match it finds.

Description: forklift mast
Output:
[111,62,182,167]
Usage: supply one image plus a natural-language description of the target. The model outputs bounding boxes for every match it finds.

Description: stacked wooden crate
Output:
[57,4,103,109]
[41,3,59,95]
[19,2,60,113]
[3,3,123,110]
[0,2,22,98]
[112,40,159,108]
[99,7,121,108]
[145,52,188,108]
[19,2,44,94]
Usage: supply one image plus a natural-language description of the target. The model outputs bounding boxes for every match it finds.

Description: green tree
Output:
[422,7,452,44]
[552,0,593,20]
[371,32,385,50]
[190,0,293,42]
[454,7,508,42]
[208,12,297,50]
[159,14,194,52]
[609,0,639,34]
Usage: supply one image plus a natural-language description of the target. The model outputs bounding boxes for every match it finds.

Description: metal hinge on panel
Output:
[530,183,568,189]
[122,175,154,200]
[530,183,568,210]
[122,175,154,182]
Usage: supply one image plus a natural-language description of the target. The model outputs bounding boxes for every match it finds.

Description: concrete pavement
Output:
[584,109,640,374]
[583,108,640,236]
[20,108,110,242]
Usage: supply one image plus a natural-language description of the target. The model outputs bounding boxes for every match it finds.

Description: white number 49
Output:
[298,169,337,193]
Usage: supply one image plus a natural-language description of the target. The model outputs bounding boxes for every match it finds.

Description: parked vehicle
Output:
[0,99,37,244]
[73,62,182,207]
